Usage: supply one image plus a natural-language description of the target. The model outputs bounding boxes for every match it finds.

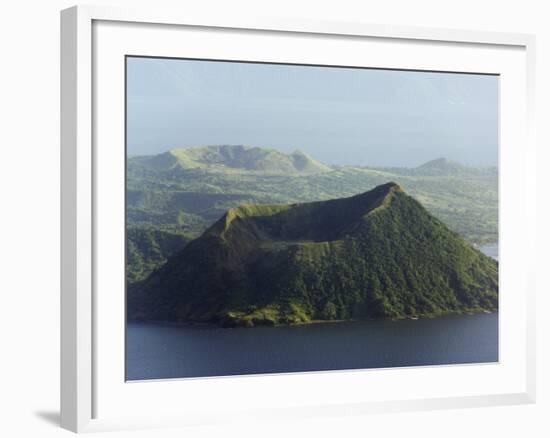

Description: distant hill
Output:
[413,158,497,176]
[416,157,466,173]
[128,183,498,326]
[129,145,331,175]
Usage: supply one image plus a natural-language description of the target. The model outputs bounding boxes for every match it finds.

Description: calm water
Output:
[126,244,499,380]
[480,243,498,261]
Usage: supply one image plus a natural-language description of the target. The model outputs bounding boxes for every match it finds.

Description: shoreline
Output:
[129,308,498,329]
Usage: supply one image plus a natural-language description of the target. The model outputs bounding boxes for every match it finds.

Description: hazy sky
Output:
[126,57,498,167]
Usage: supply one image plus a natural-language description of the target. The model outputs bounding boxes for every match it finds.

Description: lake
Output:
[126,244,499,380]
[480,243,498,261]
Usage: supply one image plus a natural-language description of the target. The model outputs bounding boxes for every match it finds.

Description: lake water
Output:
[126,244,499,380]
[480,243,498,261]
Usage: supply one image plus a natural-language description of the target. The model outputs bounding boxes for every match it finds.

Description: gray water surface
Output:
[480,243,499,261]
[127,312,498,380]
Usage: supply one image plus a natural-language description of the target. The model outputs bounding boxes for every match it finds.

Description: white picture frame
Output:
[60,4,537,433]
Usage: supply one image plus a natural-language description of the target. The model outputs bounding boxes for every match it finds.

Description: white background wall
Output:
[0,0,547,437]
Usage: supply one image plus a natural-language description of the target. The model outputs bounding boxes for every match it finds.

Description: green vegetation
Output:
[126,146,497,285]
[126,226,190,283]
[127,183,498,326]
[126,148,497,286]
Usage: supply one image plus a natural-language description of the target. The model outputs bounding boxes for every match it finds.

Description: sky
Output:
[126,57,498,167]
